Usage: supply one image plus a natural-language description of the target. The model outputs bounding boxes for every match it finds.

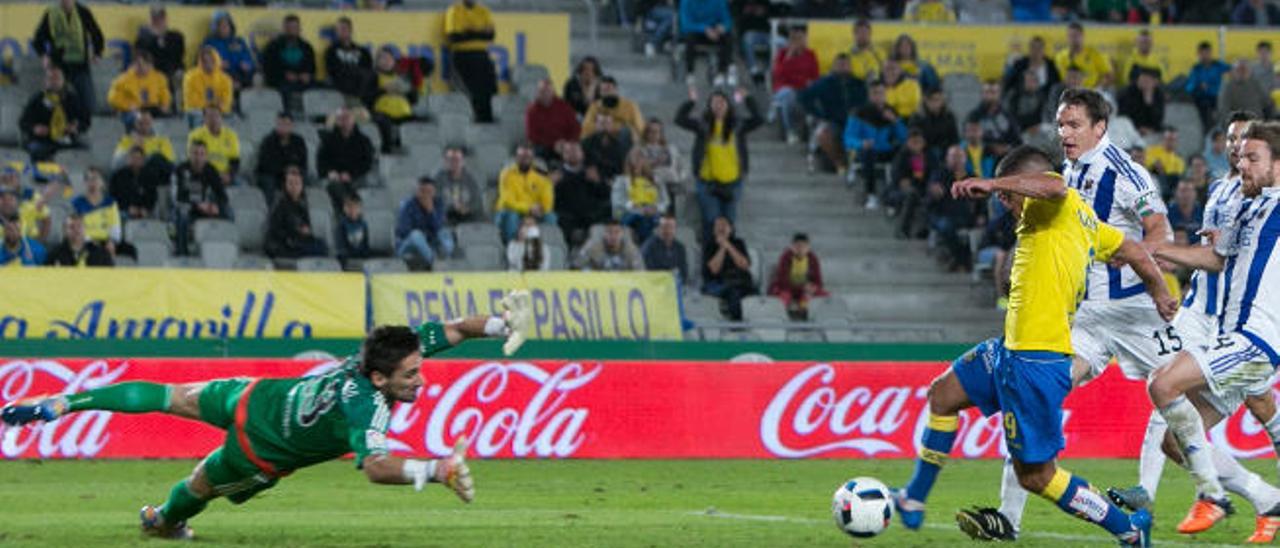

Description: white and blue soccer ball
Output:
[832,476,894,538]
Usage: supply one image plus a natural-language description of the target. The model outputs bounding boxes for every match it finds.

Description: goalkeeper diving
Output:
[1,290,534,540]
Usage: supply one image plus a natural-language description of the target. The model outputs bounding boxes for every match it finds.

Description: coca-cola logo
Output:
[1210,387,1280,459]
[0,359,128,459]
[419,362,600,458]
[760,364,1015,459]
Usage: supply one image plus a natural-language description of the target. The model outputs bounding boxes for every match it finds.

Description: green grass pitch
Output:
[0,458,1268,546]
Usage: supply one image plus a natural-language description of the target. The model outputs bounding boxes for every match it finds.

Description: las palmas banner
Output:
[0,268,364,339]
[0,4,569,90]
[370,271,682,341]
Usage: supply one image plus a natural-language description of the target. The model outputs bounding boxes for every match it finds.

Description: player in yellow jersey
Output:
[893,145,1177,546]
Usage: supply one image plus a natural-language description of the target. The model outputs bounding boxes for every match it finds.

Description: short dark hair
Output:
[995,145,1053,178]
[1229,110,1260,124]
[854,18,870,29]
[342,190,362,204]
[1057,87,1111,126]
[135,50,153,65]
[600,75,618,86]
[284,14,301,24]
[417,175,436,186]
[1243,122,1280,159]
[605,218,622,227]
[359,325,420,380]
[792,232,809,243]
[337,16,352,27]
[1259,40,1272,50]
[1198,41,1212,51]
[444,143,467,155]
[277,110,293,121]
[1067,21,1083,32]
[190,139,207,149]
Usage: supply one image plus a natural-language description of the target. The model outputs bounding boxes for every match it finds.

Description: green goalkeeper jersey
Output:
[238,323,451,472]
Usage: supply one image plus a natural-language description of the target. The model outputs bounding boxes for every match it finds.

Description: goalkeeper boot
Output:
[139,505,194,540]
[1246,502,1280,544]
[1,395,67,426]
[435,437,475,503]
[892,489,925,531]
[1177,495,1233,534]
[501,290,532,357]
[1107,485,1154,512]
[955,506,1017,541]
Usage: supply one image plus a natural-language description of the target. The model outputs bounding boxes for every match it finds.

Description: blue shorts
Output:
[952,337,1073,464]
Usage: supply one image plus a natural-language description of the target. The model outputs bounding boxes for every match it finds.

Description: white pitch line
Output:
[689,510,1241,548]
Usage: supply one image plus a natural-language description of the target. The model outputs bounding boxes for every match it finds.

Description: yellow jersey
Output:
[187,126,240,176]
[1143,144,1185,176]
[1120,52,1166,86]
[849,46,882,81]
[1005,187,1125,355]
[444,2,495,52]
[1054,46,1112,89]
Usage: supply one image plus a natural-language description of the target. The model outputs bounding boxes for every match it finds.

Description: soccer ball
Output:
[832,476,894,538]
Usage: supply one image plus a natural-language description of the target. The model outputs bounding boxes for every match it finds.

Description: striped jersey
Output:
[1062,137,1168,303]
[1181,176,1243,318]
[1214,186,1280,365]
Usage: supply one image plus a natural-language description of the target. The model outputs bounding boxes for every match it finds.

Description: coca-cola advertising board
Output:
[1,358,1274,460]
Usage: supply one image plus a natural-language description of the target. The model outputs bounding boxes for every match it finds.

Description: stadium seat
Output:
[747,247,763,290]
[163,256,206,269]
[305,188,333,213]
[358,187,393,213]
[511,64,550,93]
[233,254,274,270]
[194,219,237,244]
[473,143,509,185]
[366,210,395,255]
[125,219,170,243]
[456,222,501,248]
[227,186,269,213]
[682,293,722,322]
[741,296,788,341]
[302,89,344,120]
[134,241,171,267]
[0,104,19,147]
[545,242,567,270]
[540,224,566,249]
[235,208,268,252]
[240,88,282,116]
[307,206,334,255]
[465,243,505,271]
[362,257,409,274]
[785,328,827,343]
[807,296,852,325]
[113,255,138,267]
[437,112,470,145]
[466,124,508,151]
[296,257,341,272]
[200,241,239,270]
[400,122,438,147]
[429,93,473,118]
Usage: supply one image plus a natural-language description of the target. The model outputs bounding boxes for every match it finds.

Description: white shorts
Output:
[1172,308,1255,416]
[1189,331,1276,409]
[1074,302,1175,382]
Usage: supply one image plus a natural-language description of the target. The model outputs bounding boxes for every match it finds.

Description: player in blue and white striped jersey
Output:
[1150,122,1280,537]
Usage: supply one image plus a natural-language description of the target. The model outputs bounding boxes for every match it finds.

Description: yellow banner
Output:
[806,21,1222,83]
[0,268,364,339]
[371,272,682,341]
[0,4,569,91]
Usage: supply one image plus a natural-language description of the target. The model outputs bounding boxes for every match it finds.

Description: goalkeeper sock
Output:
[66,382,171,414]
[159,480,208,524]
[904,412,957,503]
[1138,410,1168,498]
[1161,395,1226,499]
[1038,468,1135,537]
[997,458,1027,531]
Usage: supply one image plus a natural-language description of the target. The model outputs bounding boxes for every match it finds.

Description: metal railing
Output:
[687,320,951,342]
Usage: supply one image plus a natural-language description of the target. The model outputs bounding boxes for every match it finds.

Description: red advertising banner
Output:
[0,358,1274,460]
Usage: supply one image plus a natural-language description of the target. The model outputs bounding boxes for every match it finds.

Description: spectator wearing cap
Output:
[46,214,112,267]
[433,145,486,225]
[800,54,866,176]
[1185,41,1231,130]
[0,207,46,266]
[32,0,104,119]
[255,111,308,205]
[525,78,580,162]
[324,17,374,102]
[107,50,172,129]
[135,6,185,82]
[1120,29,1165,86]
[187,106,241,185]
[444,0,498,123]
[318,107,375,205]
[770,26,820,145]
[182,46,234,126]
[495,143,556,244]
[575,219,643,271]
[261,14,317,110]
[1118,68,1165,137]
[396,176,455,267]
[1054,22,1112,89]
[552,140,612,249]
[641,214,688,287]
[767,233,828,321]
[19,67,84,162]
[679,0,735,86]
[109,146,162,219]
[581,76,645,142]
[266,166,328,260]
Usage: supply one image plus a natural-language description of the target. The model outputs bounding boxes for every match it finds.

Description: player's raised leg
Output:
[1,380,209,426]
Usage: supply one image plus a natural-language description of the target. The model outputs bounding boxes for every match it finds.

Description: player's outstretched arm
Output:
[437,290,532,356]
[1112,238,1179,321]
[952,172,1066,201]
[361,440,474,503]
[1148,241,1226,273]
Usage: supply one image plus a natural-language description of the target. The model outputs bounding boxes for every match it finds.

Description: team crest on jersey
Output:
[1082,178,1095,192]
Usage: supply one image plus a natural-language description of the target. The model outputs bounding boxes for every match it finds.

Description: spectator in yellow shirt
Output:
[849,19,881,82]
[107,50,171,129]
[1144,126,1185,181]
[186,106,240,183]
[111,111,174,168]
[581,76,646,141]
[1054,22,1112,89]
[883,60,922,118]
[182,46,233,126]
[1120,28,1166,86]
[494,143,556,243]
[903,0,956,22]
